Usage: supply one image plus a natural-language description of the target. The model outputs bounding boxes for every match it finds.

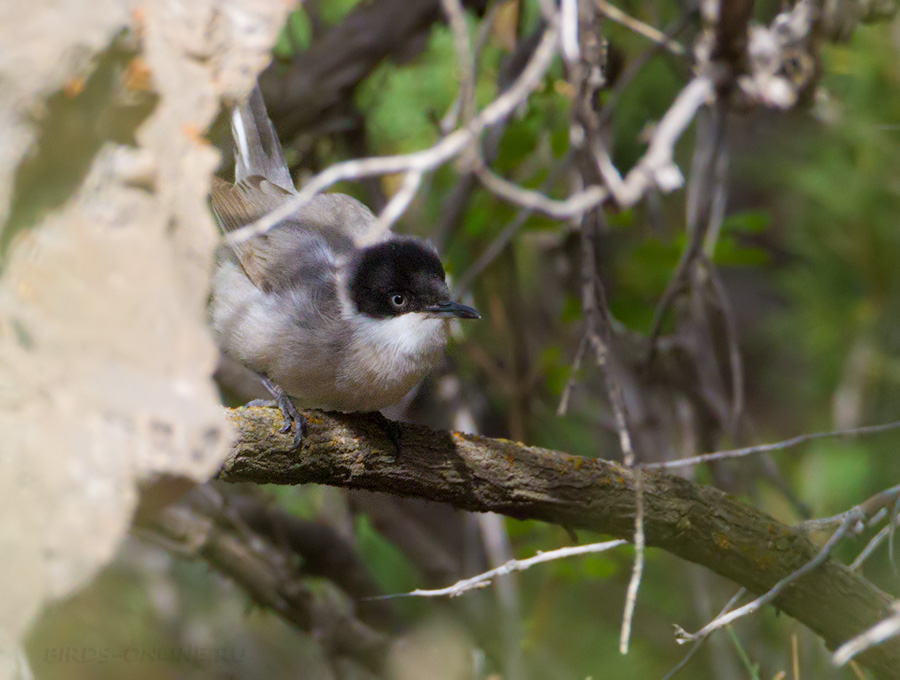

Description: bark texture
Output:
[219,406,900,678]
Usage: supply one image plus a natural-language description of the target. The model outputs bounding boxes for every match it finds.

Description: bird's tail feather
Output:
[231,85,295,194]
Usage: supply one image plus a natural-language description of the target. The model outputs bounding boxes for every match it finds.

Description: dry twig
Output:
[372,539,628,599]
[645,420,900,470]
[834,604,900,667]
[674,514,856,644]
[217,406,900,677]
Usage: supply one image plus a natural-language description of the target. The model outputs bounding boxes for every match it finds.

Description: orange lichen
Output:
[124,56,153,92]
[62,76,86,97]
[714,533,731,550]
[182,123,209,146]
[755,553,773,571]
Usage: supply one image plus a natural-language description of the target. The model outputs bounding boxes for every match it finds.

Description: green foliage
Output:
[798,441,872,515]
[358,27,461,153]
[273,10,312,59]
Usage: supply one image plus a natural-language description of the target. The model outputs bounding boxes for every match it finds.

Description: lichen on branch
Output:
[218,405,900,678]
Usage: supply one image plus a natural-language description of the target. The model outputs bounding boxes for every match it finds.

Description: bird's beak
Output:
[426,300,481,320]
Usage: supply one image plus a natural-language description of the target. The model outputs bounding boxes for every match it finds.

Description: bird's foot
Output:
[260,378,306,449]
[276,393,307,449]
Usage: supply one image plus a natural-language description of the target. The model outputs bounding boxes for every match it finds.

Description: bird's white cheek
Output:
[357,313,448,358]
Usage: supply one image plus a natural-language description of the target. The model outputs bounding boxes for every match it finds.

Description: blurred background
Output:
[20,1,900,678]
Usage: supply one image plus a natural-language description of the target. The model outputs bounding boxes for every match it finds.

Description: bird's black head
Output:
[349,239,480,320]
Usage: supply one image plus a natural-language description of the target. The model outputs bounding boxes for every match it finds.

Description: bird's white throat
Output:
[354,312,447,360]
[347,312,448,388]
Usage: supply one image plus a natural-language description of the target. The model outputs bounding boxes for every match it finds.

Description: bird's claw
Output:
[260,377,306,449]
[275,392,306,448]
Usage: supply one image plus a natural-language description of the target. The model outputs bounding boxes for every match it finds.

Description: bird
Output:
[208,86,479,443]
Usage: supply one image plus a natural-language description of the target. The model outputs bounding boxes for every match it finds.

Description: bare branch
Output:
[260,0,491,139]
[645,420,900,470]
[594,0,687,56]
[474,161,607,218]
[373,539,628,599]
[456,152,575,294]
[476,76,713,224]
[603,77,714,207]
[560,0,581,64]
[851,523,896,572]
[136,488,391,672]
[365,169,425,244]
[675,514,856,644]
[440,0,476,129]
[834,605,900,667]
[217,406,900,677]
[662,588,747,680]
[228,21,562,246]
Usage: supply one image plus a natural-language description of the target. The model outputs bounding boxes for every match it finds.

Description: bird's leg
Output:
[260,377,306,448]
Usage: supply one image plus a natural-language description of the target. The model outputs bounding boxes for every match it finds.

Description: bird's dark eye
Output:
[390,294,408,309]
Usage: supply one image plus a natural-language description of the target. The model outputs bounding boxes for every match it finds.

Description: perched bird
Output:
[209,86,479,442]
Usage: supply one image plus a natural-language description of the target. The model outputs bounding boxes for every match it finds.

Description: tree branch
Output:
[218,406,900,678]
[260,0,488,141]
[140,492,390,673]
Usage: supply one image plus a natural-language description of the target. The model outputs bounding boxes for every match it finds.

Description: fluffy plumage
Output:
[209,86,477,413]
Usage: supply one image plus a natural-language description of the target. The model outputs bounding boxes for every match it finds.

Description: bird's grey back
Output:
[211,86,453,411]
[210,84,389,404]
[214,84,381,293]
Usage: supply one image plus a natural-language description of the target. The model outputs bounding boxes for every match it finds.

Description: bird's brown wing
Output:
[210,175,302,293]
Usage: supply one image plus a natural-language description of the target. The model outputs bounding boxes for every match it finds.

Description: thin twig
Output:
[662,588,747,680]
[557,335,589,416]
[367,170,424,241]
[441,0,476,128]
[560,0,581,64]
[675,514,856,643]
[706,260,745,434]
[645,101,727,358]
[598,76,713,207]
[594,0,687,55]
[597,7,696,128]
[456,152,575,294]
[227,21,562,246]
[577,212,645,655]
[644,420,900,470]
[368,539,628,599]
[890,492,900,572]
[847,498,900,572]
[440,0,500,133]
[833,605,900,667]
[799,485,900,534]
[474,161,607,218]
[850,523,895,572]
[472,77,712,236]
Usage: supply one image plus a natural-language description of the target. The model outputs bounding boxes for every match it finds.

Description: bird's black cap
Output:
[349,238,478,320]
